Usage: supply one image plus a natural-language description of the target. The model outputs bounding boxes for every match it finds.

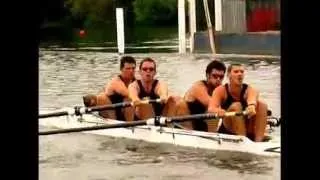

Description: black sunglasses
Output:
[142,67,155,72]
[211,73,224,79]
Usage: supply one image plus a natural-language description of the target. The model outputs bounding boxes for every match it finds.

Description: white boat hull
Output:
[39,112,281,157]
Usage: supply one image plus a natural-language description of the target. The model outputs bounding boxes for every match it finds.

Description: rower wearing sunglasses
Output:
[128,57,178,121]
[175,60,226,132]
[208,63,268,142]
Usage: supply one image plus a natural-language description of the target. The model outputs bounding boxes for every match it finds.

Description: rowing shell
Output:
[39,111,281,157]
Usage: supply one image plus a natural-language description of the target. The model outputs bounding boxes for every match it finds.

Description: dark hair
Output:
[206,60,226,75]
[227,63,243,74]
[120,56,136,70]
[139,57,157,71]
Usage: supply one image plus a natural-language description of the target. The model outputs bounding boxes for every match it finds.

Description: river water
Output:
[39,49,281,180]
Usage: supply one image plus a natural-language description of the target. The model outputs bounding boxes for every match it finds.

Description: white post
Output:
[178,0,186,54]
[189,0,196,53]
[116,8,125,54]
[214,0,223,31]
[203,0,216,54]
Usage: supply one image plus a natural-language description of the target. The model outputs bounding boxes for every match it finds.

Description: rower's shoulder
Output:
[194,80,205,85]
[192,80,207,90]
[245,83,255,89]
[245,83,259,93]
[216,84,226,89]
[106,76,121,86]
[128,80,139,89]
[186,80,207,96]
[213,84,226,94]
[156,79,167,85]
[187,80,203,88]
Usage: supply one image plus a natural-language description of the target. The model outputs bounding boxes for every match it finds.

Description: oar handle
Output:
[134,98,162,106]
[224,111,248,117]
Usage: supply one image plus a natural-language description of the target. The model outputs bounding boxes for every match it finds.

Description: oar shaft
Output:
[39,120,148,135]
[39,111,69,119]
[39,99,162,119]
[169,111,246,123]
[169,113,216,122]
[88,99,161,112]
[88,102,132,112]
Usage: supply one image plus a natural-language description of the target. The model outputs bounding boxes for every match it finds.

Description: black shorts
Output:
[218,123,235,135]
[192,119,208,132]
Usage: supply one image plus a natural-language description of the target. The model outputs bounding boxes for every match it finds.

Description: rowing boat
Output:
[39,109,281,157]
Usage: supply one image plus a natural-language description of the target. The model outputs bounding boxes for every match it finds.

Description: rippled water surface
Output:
[39,50,281,180]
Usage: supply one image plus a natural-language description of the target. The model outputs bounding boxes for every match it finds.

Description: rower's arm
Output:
[192,82,211,107]
[246,85,259,106]
[103,77,116,95]
[128,82,140,102]
[207,85,224,113]
[156,80,168,99]
[112,79,130,97]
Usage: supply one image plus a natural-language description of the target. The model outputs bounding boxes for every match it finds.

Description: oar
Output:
[166,111,246,123]
[39,111,247,135]
[39,99,161,119]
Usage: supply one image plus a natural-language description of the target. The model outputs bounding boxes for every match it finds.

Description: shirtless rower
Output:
[208,63,268,142]
[83,56,136,121]
[127,57,178,121]
[175,60,226,132]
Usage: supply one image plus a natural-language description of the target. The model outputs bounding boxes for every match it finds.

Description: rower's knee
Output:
[257,100,268,113]
[175,100,193,130]
[136,104,154,120]
[123,97,135,121]
[83,94,97,107]
[175,99,190,115]
[251,100,268,120]
[166,96,176,106]
[248,100,268,142]
[224,102,246,135]
[162,96,182,117]
[96,92,109,105]
[96,93,115,118]
[170,95,183,104]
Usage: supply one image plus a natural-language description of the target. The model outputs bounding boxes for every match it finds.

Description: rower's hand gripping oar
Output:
[39,99,162,119]
[39,111,247,135]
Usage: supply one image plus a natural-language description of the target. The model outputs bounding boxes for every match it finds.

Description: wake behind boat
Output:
[39,108,281,157]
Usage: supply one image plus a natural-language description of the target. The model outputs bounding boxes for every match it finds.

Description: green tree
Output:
[66,0,115,27]
[133,0,177,25]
